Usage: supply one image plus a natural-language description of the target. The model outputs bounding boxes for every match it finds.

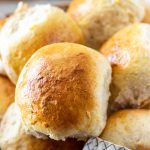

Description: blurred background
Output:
[0,0,70,17]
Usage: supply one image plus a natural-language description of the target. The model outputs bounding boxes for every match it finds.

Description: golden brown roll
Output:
[100,23,150,112]
[101,109,150,150]
[0,4,84,84]
[68,0,145,49]
[0,75,15,120]
[16,43,111,140]
[0,103,84,150]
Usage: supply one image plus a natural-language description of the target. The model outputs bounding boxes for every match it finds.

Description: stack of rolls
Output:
[0,2,112,150]
[1,1,150,150]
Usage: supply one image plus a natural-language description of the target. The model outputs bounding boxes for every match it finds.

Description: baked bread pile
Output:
[0,1,150,150]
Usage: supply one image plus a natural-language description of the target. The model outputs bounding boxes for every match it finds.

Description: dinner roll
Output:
[0,103,84,150]
[68,0,145,49]
[0,75,15,121]
[100,23,150,112]
[101,109,150,150]
[16,43,111,140]
[0,4,84,84]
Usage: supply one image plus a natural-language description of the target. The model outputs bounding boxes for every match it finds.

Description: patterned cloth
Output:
[83,137,130,150]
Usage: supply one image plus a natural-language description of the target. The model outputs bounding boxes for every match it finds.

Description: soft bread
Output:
[0,75,15,121]
[100,23,150,112]
[0,103,84,150]
[101,109,150,150]
[0,4,84,84]
[16,43,111,140]
[68,0,145,49]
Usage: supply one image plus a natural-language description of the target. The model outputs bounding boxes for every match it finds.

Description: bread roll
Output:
[16,43,111,140]
[0,75,15,121]
[100,23,150,112]
[101,109,150,150]
[68,0,145,49]
[0,4,84,84]
[0,103,84,150]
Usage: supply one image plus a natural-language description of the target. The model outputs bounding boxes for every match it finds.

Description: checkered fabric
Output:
[83,137,130,150]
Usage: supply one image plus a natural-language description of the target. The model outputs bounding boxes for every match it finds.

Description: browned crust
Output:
[16,43,99,135]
